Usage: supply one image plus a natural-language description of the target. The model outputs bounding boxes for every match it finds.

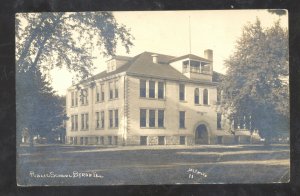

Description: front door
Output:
[195,124,209,144]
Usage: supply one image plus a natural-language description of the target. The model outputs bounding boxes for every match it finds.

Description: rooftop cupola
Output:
[169,49,213,81]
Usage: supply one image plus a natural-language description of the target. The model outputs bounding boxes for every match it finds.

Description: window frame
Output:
[149,81,155,98]
[179,84,185,101]
[179,111,185,129]
[158,81,164,99]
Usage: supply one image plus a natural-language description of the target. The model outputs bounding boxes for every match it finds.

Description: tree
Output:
[221,18,289,140]
[16,12,134,79]
[16,66,67,145]
[16,12,134,145]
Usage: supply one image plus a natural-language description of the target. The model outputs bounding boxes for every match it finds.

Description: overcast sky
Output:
[49,10,288,95]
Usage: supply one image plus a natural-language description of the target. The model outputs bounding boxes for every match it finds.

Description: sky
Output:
[49,10,288,95]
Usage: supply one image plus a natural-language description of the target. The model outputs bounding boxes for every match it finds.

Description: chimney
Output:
[151,54,158,63]
[204,49,213,74]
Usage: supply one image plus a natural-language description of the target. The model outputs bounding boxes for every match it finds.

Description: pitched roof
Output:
[168,54,212,63]
[81,51,220,85]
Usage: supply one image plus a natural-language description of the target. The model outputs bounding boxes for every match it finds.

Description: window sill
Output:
[108,98,119,101]
[140,127,166,129]
[139,97,166,101]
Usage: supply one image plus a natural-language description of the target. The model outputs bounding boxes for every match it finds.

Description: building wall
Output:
[66,74,126,145]
[125,75,218,145]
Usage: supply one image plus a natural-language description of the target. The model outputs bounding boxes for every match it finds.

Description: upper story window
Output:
[96,111,105,129]
[158,110,164,127]
[81,113,89,130]
[149,81,155,98]
[114,80,119,99]
[140,79,165,100]
[149,109,155,127]
[108,80,119,100]
[71,91,78,107]
[109,82,113,100]
[109,109,118,128]
[80,89,88,105]
[190,60,201,73]
[140,79,146,97]
[140,109,147,127]
[96,86,100,102]
[217,113,222,130]
[100,84,105,101]
[179,84,185,101]
[140,109,165,128]
[71,92,74,107]
[179,111,185,128]
[182,60,189,73]
[203,89,208,105]
[194,88,199,104]
[158,81,164,99]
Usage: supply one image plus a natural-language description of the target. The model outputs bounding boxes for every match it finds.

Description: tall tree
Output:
[16,12,134,145]
[221,18,289,140]
[16,66,67,145]
[16,12,134,79]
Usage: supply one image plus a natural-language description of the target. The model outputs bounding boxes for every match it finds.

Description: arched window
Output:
[194,88,199,104]
[203,89,208,105]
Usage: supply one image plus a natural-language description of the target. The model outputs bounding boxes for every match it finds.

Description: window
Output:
[71,115,74,130]
[180,136,186,145]
[101,84,105,101]
[140,136,148,145]
[115,80,119,99]
[75,115,78,131]
[75,91,78,106]
[96,112,100,128]
[81,113,88,130]
[158,136,165,145]
[96,86,100,102]
[158,81,164,99]
[109,82,113,99]
[140,79,146,97]
[140,109,146,127]
[149,110,155,127]
[217,113,222,130]
[81,114,84,130]
[114,110,118,128]
[182,60,189,73]
[179,84,185,101]
[190,60,201,73]
[109,110,113,128]
[100,111,104,129]
[194,88,199,104]
[108,136,112,145]
[158,110,164,127]
[149,81,155,98]
[85,113,89,129]
[114,136,118,145]
[203,89,208,105]
[80,89,88,105]
[71,92,74,107]
[179,111,185,128]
